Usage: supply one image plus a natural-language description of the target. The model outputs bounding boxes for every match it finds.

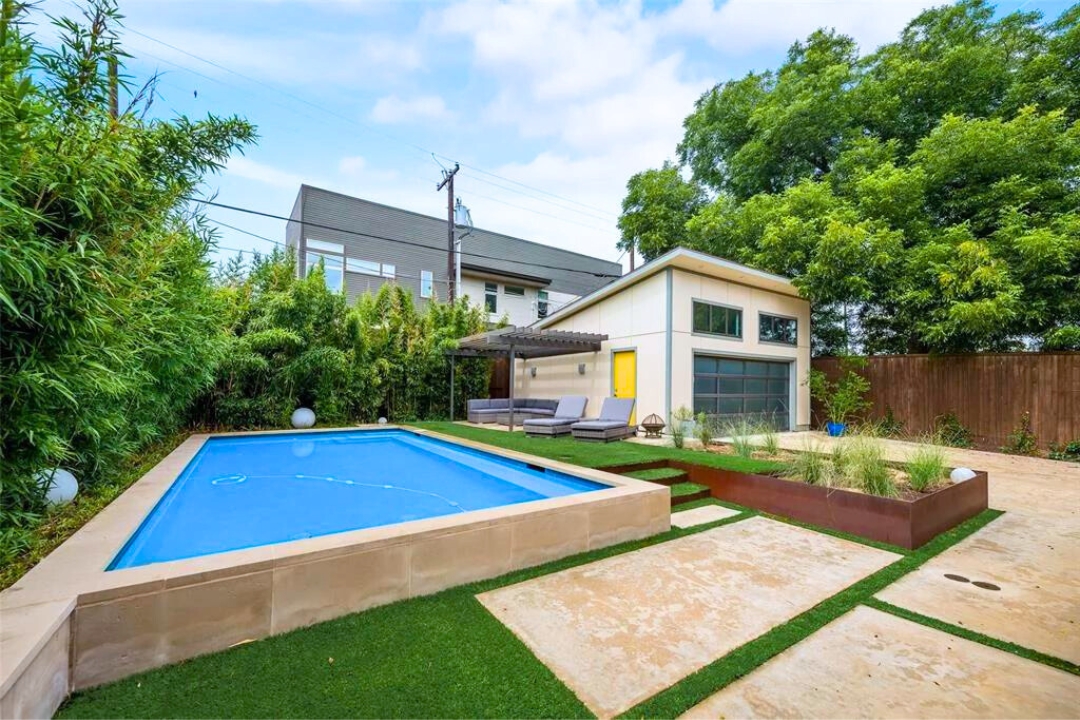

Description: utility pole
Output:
[436,163,460,302]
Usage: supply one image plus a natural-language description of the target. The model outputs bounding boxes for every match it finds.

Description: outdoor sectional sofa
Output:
[467,398,559,424]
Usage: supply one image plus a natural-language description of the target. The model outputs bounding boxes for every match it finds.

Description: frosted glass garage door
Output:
[693,356,791,431]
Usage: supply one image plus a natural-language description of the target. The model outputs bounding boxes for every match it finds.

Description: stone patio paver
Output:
[477,516,898,717]
[681,605,1080,719]
[669,504,741,528]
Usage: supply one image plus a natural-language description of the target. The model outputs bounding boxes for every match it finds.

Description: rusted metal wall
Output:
[811,352,1080,448]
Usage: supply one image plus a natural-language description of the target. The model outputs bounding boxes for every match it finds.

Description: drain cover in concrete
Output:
[681,606,1080,719]
[670,504,741,528]
[877,512,1080,664]
[478,516,898,717]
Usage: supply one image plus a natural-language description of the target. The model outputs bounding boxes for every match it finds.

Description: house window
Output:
[484,282,498,313]
[759,313,797,345]
[537,290,549,319]
[306,239,344,254]
[306,252,343,292]
[692,300,742,338]
[346,258,396,279]
[420,270,433,299]
[504,285,525,297]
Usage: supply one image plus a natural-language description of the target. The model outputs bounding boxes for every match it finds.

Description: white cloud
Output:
[226,156,307,189]
[370,95,453,124]
[338,156,367,175]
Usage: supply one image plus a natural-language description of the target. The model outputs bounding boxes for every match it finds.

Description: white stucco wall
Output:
[670,269,811,429]
[512,263,811,430]
[514,271,668,421]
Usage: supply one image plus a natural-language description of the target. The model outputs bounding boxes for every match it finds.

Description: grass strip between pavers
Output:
[620,508,1005,719]
[863,598,1080,676]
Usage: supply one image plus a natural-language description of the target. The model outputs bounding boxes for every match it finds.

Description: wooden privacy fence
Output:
[811,352,1080,448]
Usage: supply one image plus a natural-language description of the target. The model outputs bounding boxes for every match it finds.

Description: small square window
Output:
[420,270,433,299]
[504,285,525,297]
[760,313,797,345]
[381,264,395,279]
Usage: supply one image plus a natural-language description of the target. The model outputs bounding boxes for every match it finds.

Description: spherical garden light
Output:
[641,413,666,439]
[291,407,316,429]
[35,468,79,506]
[950,467,977,483]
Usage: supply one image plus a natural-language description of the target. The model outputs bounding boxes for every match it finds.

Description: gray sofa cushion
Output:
[553,396,587,419]
[467,399,490,412]
[523,417,577,427]
[571,419,629,431]
[470,408,505,417]
[598,397,635,422]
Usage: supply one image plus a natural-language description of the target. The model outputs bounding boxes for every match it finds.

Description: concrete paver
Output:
[478,516,898,717]
[681,605,1080,719]
[669,504,741,528]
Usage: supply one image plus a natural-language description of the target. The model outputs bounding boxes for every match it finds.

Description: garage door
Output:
[693,356,791,430]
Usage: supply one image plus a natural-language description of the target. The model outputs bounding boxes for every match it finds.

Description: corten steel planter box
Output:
[600,459,988,550]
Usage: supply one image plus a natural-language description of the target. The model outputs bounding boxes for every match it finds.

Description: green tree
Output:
[617,162,704,262]
[1,0,255,521]
[630,0,1080,353]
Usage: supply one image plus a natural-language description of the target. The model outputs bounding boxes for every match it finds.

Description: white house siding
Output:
[670,268,811,430]
[514,271,669,422]
[512,261,811,431]
[459,274,547,327]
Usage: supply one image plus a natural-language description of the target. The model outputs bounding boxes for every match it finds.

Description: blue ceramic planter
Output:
[826,421,847,437]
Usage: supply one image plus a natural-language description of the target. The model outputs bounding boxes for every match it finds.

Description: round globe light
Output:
[378,417,388,425]
[36,468,78,506]
[291,407,316,429]
[950,467,977,483]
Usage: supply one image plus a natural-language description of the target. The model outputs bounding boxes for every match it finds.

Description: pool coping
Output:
[0,425,669,718]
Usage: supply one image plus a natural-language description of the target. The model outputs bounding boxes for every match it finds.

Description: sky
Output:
[29,0,1072,272]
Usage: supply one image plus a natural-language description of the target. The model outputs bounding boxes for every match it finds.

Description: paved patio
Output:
[681,605,1080,719]
[478,516,898,717]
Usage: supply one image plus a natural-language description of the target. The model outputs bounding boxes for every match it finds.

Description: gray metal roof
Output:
[295,185,623,297]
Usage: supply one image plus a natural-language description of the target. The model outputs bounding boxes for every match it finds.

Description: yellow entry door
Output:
[612,350,637,425]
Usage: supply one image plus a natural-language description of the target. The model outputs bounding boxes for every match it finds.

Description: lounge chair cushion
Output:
[598,397,635,423]
[571,419,630,431]
[523,417,577,427]
[552,396,587,419]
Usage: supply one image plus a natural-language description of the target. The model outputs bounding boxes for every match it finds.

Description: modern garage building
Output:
[513,247,812,431]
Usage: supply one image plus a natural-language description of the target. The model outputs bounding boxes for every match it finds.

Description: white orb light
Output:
[378,417,388,425]
[950,467,977,483]
[36,468,78,506]
[291,407,316,429]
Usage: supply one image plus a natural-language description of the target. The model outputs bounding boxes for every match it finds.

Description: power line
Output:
[116,23,621,224]
[193,199,622,279]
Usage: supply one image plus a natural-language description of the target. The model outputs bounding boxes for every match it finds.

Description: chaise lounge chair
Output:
[570,397,637,442]
[522,396,588,437]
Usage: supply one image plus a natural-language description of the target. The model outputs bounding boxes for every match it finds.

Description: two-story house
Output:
[285,186,623,325]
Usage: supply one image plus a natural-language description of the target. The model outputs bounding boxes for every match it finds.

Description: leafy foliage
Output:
[617,162,705,262]
[1048,440,1080,462]
[670,405,693,449]
[625,0,1080,353]
[1000,411,1039,455]
[905,443,948,492]
[1,1,254,519]
[191,252,492,428]
[933,411,974,448]
[807,356,871,425]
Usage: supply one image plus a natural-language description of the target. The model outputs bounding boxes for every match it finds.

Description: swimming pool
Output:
[110,429,606,569]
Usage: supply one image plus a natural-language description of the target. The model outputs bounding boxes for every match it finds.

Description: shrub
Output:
[786,440,828,485]
[724,418,756,458]
[0,1,254,522]
[757,424,780,456]
[670,406,693,449]
[933,411,973,448]
[1048,440,1080,462]
[807,356,871,426]
[879,406,905,437]
[693,412,714,449]
[1001,412,1039,456]
[906,443,948,492]
[845,437,896,497]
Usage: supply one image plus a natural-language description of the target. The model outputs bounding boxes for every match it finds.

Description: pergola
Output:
[446,326,608,430]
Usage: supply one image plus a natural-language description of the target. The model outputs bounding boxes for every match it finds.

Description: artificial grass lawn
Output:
[670,481,709,497]
[623,467,686,482]
[57,504,752,719]
[412,422,783,475]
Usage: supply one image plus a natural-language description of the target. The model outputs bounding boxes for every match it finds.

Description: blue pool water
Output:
[110,429,605,570]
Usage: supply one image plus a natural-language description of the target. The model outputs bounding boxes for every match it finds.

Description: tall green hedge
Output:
[0,0,255,529]
[192,251,492,429]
